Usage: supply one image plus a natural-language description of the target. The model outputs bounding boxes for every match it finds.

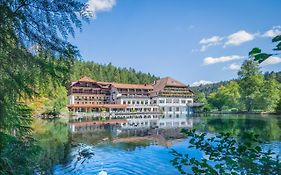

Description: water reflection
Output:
[193,114,281,141]
[32,119,71,174]
[32,114,281,174]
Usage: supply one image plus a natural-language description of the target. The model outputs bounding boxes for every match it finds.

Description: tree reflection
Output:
[193,114,281,142]
[32,118,70,174]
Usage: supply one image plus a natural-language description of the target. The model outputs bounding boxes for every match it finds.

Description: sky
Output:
[70,0,281,85]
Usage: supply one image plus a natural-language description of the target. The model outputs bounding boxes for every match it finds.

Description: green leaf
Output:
[254,53,272,63]
[249,48,261,56]
[273,42,281,51]
[272,35,281,42]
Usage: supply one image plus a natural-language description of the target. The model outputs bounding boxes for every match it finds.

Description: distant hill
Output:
[191,80,231,95]
[191,71,281,95]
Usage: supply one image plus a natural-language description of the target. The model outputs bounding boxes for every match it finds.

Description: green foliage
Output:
[193,92,211,112]
[238,60,264,112]
[248,48,272,63]
[207,81,241,111]
[194,115,281,141]
[0,0,87,174]
[257,77,280,111]
[32,119,70,174]
[275,97,281,113]
[171,129,281,175]
[208,91,227,111]
[191,81,229,96]
[0,103,40,174]
[71,60,159,84]
[195,36,281,113]
[249,35,281,62]
[272,35,281,50]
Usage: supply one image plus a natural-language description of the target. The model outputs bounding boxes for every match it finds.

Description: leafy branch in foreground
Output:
[171,129,281,175]
[249,35,281,63]
[0,0,88,174]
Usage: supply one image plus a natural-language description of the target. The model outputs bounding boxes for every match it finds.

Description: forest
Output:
[193,64,281,113]
[192,71,281,95]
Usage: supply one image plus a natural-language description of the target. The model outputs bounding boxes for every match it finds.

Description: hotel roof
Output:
[152,77,189,92]
[111,83,153,90]
[78,76,97,83]
[71,76,153,90]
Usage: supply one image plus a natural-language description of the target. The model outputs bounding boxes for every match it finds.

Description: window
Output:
[181,100,186,104]
[169,107,172,111]
[176,107,180,111]
[166,99,172,103]
[123,101,126,104]
[173,99,179,103]
[159,100,165,104]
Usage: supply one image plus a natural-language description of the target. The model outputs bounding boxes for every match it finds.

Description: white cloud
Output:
[260,56,281,66]
[198,26,281,51]
[199,36,223,52]
[228,63,241,70]
[262,26,281,38]
[191,80,214,86]
[224,30,255,46]
[86,0,116,18]
[200,36,222,45]
[203,55,243,65]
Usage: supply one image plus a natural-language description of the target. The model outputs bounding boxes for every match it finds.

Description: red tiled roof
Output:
[67,104,128,108]
[79,76,96,83]
[112,83,153,90]
[152,77,189,92]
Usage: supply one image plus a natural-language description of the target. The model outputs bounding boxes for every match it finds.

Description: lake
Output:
[33,114,281,175]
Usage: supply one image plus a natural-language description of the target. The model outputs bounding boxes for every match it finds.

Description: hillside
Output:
[70,61,159,84]
[191,71,281,95]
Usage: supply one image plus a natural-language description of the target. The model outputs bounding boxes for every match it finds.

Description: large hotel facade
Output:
[67,76,194,118]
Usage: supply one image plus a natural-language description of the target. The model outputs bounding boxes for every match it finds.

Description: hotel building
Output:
[150,77,194,116]
[67,76,194,117]
[67,76,161,116]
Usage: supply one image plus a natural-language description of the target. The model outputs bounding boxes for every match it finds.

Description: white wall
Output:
[68,95,75,104]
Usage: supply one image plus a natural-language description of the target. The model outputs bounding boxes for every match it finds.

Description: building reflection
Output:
[69,114,193,134]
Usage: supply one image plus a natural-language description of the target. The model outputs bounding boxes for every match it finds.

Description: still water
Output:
[33,114,281,174]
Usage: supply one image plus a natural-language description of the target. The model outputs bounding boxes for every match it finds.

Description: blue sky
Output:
[71,0,281,85]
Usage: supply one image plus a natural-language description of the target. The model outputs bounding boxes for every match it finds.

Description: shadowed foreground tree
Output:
[0,0,88,174]
[171,129,281,175]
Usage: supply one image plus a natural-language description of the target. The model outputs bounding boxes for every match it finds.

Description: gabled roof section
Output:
[70,76,98,87]
[153,77,188,92]
[112,83,153,90]
[78,76,96,83]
